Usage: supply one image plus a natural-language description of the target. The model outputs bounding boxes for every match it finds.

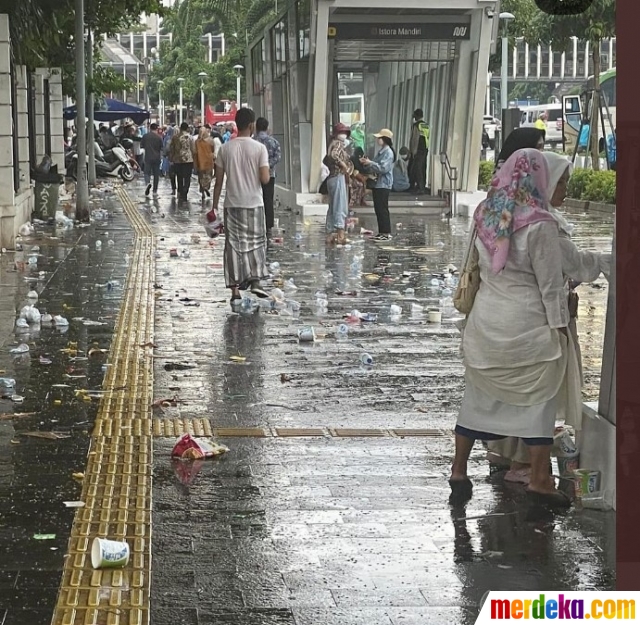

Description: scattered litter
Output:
[140,342,157,348]
[298,326,316,342]
[164,362,197,371]
[11,396,24,403]
[15,318,29,329]
[33,534,56,540]
[92,537,130,569]
[41,313,53,324]
[39,356,53,365]
[27,290,38,300]
[151,395,181,408]
[63,501,85,508]
[360,353,374,366]
[336,324,349,340]
[72,472,85,481]
[171,433,229,459]
[229,355,247,362]
[22,431,71,440]
[280,373,292,383]
[88,348,107,357]
[10,344,29,354]
[54,316,69,326]
[389,305,402,316]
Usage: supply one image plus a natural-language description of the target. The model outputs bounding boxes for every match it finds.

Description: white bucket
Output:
[427,309,442,323]
[91,537,130,569]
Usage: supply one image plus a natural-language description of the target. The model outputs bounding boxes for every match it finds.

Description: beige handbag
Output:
[453,227,480,315]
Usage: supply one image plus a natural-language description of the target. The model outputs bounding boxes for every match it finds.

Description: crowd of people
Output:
[321,108,432,244]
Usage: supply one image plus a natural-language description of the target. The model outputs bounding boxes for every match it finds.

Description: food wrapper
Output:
[171,433,229,459]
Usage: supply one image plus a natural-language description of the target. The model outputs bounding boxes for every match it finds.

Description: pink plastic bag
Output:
[171,433,229,459]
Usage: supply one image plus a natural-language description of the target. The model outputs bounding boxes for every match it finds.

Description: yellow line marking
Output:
[151,419,452,438]
[52,188,155,625]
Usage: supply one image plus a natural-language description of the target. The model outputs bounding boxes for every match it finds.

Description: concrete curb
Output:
[564,198,616,214]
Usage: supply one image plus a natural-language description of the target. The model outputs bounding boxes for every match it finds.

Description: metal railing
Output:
[439,152,458,219]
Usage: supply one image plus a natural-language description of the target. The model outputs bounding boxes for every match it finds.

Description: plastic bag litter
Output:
[41,313,53,324]
[27,290,38,300]
[10,343,29,354]
[55,211,74,229]
[15,318,29,329]
[54,315,69,326]
[18,222,35,237]
[20,305,41,323]
[171,433,229,460]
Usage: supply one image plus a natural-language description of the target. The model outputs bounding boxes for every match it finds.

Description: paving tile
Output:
[331,589,428,607]
[292,607,393,625]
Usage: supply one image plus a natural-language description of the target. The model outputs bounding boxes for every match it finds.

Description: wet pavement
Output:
[0,190,134,624]
[0,177,615,624]
[144,180,615,624]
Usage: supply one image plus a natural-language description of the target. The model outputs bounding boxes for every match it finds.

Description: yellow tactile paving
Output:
[52,188,155,625]
[151,419,452,439]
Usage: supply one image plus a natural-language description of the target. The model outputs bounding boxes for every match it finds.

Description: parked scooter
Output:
[66,140,134,182]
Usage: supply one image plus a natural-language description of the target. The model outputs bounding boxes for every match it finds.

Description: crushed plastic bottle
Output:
[269,262,281,275]
[95,240,102,250]
[28,255,38,265]
[336,324,349,340]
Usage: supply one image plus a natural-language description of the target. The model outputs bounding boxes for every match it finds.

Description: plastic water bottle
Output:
[336,324,349,340]
[360,353,374,366]
[241,297,253,312]
[95,240,102,250]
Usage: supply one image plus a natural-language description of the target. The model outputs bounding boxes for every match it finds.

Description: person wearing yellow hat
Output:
[360,128,396,240]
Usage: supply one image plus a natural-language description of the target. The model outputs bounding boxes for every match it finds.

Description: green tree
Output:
[0,0,166,96]
[528,0,615,170]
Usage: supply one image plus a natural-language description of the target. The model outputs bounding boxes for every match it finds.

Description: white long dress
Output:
[485,211,611,459]
[457,220,570,439]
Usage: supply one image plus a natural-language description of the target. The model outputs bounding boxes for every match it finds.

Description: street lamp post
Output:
[74,0,89,220]
[178,77,185,124]
[499,12,515,150]
[233,64,244,107]
[157,80,164,125]
[198,71,207,124]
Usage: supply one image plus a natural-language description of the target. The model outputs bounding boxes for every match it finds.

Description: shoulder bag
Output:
[453,226,481,315]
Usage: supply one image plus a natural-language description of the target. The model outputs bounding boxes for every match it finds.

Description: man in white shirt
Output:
[212,108,271,306]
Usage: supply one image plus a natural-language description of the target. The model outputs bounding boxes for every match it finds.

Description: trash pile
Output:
[552,426,611,510]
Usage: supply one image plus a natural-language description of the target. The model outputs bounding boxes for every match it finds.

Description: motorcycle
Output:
[66,140,134,182]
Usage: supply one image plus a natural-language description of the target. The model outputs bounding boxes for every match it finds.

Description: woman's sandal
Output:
[526,489,571,508]
[448,478,473,505]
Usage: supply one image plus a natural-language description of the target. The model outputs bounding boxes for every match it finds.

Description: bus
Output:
[339,94,365,127]
[562,68,616,154]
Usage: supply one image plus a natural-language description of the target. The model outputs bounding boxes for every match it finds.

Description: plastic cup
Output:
[427,309,442,323]
[298,326,316,342]
[91,537,130,569]
[360,353,374,366]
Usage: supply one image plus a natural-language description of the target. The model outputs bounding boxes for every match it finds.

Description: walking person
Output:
[211,108,271,306]
[194,127,215,201]
[360,129,395,240]
[253,117,282,237]
[169,122,195,200]
[323,123,353,246]
[449,148,572,508]
[162,125,176,192]
[140,123,164,197]
[408,109,430,194]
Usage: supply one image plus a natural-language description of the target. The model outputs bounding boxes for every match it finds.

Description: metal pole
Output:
[179,87,183,124]
[500,35,508,114]
[87,30,96,186]
[236,74,241,106]
[74,0,89,221]
[201,84,205,124]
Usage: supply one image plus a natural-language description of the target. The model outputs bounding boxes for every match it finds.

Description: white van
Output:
[520,104,563,147]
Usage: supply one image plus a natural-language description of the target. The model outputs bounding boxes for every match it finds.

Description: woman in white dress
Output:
[485,152,611,484]
[450,148,572,507]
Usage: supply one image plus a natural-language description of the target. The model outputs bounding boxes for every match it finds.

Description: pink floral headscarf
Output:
[474,148,555,273]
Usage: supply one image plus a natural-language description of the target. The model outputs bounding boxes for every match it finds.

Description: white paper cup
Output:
[427,309,442,323]
[91,537,130,569]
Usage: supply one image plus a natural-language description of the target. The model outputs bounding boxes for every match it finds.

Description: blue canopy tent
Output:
[63,98,150,125]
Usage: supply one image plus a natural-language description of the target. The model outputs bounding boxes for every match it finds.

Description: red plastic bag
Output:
[204,210,224,238]
[171,433,228,459]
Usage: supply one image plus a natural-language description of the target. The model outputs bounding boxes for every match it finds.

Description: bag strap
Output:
[461,225,478,272]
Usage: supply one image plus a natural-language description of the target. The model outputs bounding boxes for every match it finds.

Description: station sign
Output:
[327,23,471,40]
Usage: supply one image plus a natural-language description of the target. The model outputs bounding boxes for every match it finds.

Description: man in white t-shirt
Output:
[212,108,271,307]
